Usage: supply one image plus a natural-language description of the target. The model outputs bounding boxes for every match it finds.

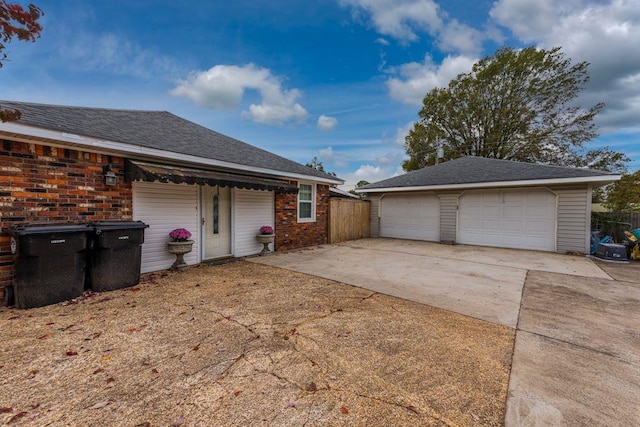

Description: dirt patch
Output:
[0,262,514,426]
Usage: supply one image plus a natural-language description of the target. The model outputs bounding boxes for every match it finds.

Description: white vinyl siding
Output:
[458,189,556,251]
[298,182,315,222]
[369,196,380,238]
[380,193,440,241]
[133,181,199,273]
[554,185,590,253]
[437,192,461,244]
[234,189,274,257]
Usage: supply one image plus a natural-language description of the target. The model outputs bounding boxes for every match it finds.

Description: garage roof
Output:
[0,100,342,184]
[359,156,620,192]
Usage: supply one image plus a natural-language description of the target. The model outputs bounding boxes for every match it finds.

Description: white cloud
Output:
[394,121,416,146]
[341,163,404,190]
[490,0,640,133]
[171,64,308,125]
[340,0,443,42]
[63,33,183,79]
[387,54,477,105]
[437,19,484,55]
[318,146,349,168]
[317,115,338,131]
[375,37,390,46]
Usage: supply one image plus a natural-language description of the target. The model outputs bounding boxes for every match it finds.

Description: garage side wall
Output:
[0,139,131,301]
[368,196,380,238]
[437,192,462,244]
[553,184,591,254]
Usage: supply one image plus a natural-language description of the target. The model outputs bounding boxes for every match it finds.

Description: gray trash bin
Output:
[88,221,148,292]
[7,224,90,308]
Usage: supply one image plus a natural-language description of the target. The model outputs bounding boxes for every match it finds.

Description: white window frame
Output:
[297,182,316,223]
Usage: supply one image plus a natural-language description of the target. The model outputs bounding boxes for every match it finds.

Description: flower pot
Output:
[167,240,194,270]
[256,234,274,255]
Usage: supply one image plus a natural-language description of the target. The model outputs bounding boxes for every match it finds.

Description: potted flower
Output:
[256,225,274,255]
[167,228,193,269]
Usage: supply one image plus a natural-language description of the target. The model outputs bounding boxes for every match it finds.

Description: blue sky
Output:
[2,0,639,188]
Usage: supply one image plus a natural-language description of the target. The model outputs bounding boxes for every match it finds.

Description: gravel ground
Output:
[0,261,514,426]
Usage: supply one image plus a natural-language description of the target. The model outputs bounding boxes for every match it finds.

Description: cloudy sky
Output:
[2,0,639,188]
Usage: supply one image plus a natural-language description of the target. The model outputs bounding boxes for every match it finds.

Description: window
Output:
[298,182,315,222]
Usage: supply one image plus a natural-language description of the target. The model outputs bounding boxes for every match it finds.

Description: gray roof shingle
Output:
[1,100,340,182]
[362,156,617,190]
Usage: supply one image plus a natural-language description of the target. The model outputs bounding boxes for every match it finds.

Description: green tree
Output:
[403,46,624,172]
[0,1,43,122]
[306,156,336,177]
[349,180,370,198]
[604,171,640,212]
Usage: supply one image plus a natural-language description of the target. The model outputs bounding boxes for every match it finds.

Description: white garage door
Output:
[380,193,440,241]
[133,181,200,273]
[458,189,556,251]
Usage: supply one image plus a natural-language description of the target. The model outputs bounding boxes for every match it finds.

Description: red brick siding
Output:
[0,139,132,300]
[274,183,329,251]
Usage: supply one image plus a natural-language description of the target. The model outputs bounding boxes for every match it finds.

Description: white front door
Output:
[202,186,232,259]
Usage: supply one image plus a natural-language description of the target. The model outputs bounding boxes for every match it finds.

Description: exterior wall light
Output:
[103,164,117,186]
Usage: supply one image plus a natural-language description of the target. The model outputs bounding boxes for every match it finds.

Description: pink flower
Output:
[169,228,192,242]
[259,225,274,235]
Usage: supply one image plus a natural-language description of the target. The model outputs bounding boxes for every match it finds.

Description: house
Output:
[0,100,342,299]
[329,186,360,199]
[357,156,620,253]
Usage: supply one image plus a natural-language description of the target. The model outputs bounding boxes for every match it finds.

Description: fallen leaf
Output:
[471,412,480,421]
[172,417,185,426]
[106,376,115,383]
[1,407,13,413]
[93,367,105,374]
[66,351,78,356]
[151,368,159,374]
[102,354,111,361]
[193,345,199,351]
[7,316,19,320]
[129,327,137,333]
[89,401,110,410]
[214,318,222,322]
[38,334,50,339]
[27,369,38,378]
[128,287,141,292]
[306,382,318,392]
[407,405,419,414]
[7,411,27,423]
[233,390,242,397]
[45,322,55,325]
[341,406,349,414]
[63,324,75,330]
[30,403,39,409]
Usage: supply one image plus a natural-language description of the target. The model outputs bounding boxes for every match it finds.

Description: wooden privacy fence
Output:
[329,198,370,243]
[592,211,640,242]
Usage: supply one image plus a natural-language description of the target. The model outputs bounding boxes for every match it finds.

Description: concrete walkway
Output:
[250,238,640,426]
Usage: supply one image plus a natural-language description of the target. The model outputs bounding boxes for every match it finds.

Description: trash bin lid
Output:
[8,223,91,236]
[91,220,149,230]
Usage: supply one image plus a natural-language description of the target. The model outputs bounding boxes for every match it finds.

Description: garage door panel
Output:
[458,189,556,251]
[381,193,439,241]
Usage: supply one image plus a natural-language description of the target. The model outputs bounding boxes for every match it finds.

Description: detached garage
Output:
[360,157,621,254]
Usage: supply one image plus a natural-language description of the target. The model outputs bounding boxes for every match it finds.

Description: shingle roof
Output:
[362,156,617,190]
[0,100,341,182]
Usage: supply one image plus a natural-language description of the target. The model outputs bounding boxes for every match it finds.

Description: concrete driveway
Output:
[251,238,609,328]
[250,238,640,426]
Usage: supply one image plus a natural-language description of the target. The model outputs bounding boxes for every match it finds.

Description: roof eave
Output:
[356,175,622,193]
[0,122,343,185]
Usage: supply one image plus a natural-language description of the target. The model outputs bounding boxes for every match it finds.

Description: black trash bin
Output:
[7,224,90,309]
[87,221,148,292]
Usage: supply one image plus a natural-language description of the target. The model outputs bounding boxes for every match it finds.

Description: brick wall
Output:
[274,183,329,251]
[0,139,132,300]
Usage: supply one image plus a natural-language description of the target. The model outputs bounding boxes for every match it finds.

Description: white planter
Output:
[256,234,275,255]
[167,240,194,269]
